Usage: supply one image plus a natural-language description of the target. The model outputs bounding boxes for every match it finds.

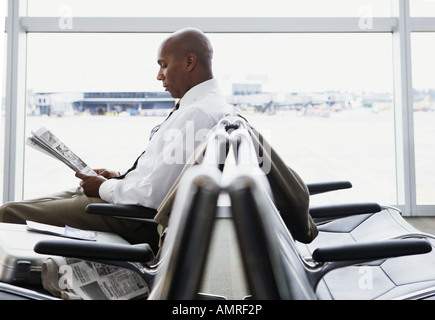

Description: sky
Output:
[26,32,397,95]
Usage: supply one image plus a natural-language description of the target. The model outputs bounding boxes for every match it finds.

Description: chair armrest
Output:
[309,202,382,219]
[307,181,352,195]
[312,239,432,263]
[86,203,157,220]
[34,240,155,263]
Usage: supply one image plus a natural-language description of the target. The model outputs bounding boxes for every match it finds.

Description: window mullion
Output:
[392,0,416,216]
[20,17,397,33]
[3,0,27,201]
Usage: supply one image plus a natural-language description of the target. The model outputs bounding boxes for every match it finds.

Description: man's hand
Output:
[93,168,120,179]
[75,172,107,198]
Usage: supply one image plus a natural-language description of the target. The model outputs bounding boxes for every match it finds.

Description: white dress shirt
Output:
[99,79,236,209]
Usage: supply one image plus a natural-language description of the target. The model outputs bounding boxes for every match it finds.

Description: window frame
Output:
[3,0,434,216]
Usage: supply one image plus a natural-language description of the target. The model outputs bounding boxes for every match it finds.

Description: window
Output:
[0,1,7,203]
[27,0,391,18]
[411,0,435,16]
[25,33,172,197]
[0,49,5,203]
[412,32,435,205]
[24,32,394,206]
[212,33,394,205]
[2,0,433,217]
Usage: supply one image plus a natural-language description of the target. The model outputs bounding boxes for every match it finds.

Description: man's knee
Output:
[0,201,26,224]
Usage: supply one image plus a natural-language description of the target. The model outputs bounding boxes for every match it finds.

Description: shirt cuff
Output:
[99,178,119,203]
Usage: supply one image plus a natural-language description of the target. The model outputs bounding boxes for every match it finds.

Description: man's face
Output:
[157,43,188,99]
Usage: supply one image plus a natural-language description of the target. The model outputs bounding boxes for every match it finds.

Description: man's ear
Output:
[185,53,197,71]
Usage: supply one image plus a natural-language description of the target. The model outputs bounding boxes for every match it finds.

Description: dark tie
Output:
[149,103,179,141]
[111,103,179,180]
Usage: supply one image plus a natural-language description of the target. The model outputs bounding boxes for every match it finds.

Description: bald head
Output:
[157,28,214,98]
[160,28,213,74]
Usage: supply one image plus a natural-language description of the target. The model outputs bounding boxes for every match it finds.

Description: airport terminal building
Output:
[31,91,176,116]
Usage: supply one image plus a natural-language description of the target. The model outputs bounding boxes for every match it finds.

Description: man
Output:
[0,28,236,250]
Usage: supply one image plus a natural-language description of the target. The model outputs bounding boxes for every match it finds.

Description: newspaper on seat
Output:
[26,127,96,176]
[26,221,98,241]
[42,254,150,300]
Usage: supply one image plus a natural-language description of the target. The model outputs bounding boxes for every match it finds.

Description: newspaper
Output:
[42,256,150,300]
[26,221,98,241]
[26,127,96,176]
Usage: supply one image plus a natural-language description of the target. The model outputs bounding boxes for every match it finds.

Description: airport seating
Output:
[0,281,61,300]
[84,181,359,225]
[226,120,435,300]
[34,165,224,300]
[1,161,223,300]
[4,114,434,300]
[33,125,233,300]
[229,171,435,299]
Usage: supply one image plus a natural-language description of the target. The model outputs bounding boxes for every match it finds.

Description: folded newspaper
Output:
[26,221,98,241]
[42,256,150,300]
[26,127,96,176]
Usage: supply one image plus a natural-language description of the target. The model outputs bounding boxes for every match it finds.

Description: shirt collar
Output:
[178,78,219,109]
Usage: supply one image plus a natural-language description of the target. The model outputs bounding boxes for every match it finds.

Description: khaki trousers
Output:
[0,187,159,251]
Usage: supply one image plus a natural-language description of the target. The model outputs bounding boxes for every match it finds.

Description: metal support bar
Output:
[19,17,398,33]
[3,0,27,201]
[391,0,416,216]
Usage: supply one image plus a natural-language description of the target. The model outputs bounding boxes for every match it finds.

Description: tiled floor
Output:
[405,217,435,236]
[200,218,249,300]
